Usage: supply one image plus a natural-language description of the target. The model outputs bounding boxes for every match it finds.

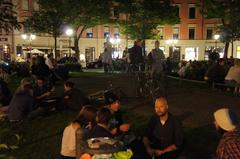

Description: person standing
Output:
[129,40,144,71]
[148,40,165,79]
[214,108,240,159]
[101,42,113,73]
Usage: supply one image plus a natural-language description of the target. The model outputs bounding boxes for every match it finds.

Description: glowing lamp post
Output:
[21,33,36,56]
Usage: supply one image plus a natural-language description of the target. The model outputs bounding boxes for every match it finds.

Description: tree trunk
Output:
[224,41,229,59]
[54,35,57,59]
[73,26,86,60]
[231,39,234,58]
[74,35,79,59]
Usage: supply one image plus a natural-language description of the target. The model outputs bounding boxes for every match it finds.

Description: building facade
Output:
[1,0,240,62]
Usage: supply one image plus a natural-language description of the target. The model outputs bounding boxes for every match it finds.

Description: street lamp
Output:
[21,33,36,58]
[214,34,220,48]
[65,28,73,56]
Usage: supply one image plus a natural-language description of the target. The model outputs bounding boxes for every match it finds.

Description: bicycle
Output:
[134,64,166,101]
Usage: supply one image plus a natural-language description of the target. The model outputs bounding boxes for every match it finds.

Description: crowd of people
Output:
[0,43,240,159]
[60,95,240,159]
[177,57,240,93]
[0,54,89,121]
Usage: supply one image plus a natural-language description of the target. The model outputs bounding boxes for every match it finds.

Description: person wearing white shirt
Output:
[60,106,97,159]
[45,54,54,70]
[225,59,240,93]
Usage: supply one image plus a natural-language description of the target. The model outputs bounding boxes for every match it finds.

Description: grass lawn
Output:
[0,73,226,159]
[69,71,104,78]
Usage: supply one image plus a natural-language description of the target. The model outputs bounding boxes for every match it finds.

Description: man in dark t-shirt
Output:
[143,97,183,159]
[88,108,113,139]
[104,92,130,136]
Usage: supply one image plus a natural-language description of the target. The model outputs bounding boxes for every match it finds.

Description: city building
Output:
[1,0,240,62]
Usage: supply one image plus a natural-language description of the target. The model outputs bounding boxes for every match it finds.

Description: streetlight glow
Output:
[30,34,36,40]
[66,28,73,36]
[214,34,220,40]
[21,34,27,40]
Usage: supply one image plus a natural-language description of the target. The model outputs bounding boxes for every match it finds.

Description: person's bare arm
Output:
[143,136,154,156]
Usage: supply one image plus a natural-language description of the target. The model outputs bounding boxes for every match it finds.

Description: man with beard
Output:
[214,108,240,159]
[143,97,183,159]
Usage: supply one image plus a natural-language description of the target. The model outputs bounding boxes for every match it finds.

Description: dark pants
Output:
[60,155,75,159]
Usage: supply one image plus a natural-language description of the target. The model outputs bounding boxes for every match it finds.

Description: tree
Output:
[115,0,179,51]
[64,0,113,59]
[0,0,20,32]
[202,0,240,58]
[24,0,67,57]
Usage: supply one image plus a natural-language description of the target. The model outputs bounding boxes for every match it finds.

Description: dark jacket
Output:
[8,88,34,121]
[63,88,90,110]
[205,63,227,83]
[129,45,144,64]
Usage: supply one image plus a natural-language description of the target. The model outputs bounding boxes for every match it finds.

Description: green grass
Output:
[0,110,77,159]
[0,74,224,159]
[0,106,220,159]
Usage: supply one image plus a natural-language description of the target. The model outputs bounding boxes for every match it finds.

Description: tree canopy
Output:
[25,0,113,58]
[202,0,240,58]
[0,0,20,32]
[115,0,180,40]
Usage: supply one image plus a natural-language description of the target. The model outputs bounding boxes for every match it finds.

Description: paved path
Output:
[70,73,240,128]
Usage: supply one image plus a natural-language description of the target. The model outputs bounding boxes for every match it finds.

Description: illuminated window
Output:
[185,47,198,61]
[104,26,110,38]
[22,0,29,10]
[86,28,93,38]
[114,26,119,38]
[173,27,180,39]
[237,46,240,59]
[33,0,39,11]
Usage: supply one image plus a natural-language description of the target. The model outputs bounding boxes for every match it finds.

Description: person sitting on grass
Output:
[87,108,113,139]
[33,77,51,104]
[62,81,90,111]
[8,78,34,122]
[143,97,183,159]
[60,106,97,159]
[214,108,240,159]
[104,92,130,136]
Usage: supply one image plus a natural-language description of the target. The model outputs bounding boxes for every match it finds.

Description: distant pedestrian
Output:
[101,42,113,73]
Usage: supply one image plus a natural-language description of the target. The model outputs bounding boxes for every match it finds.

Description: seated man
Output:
[104,92,130,136]
[87,108,113,139]
[8,78,34,121]
[143,97,183,159]
[205,58,226,84]
[33,77,51,104]
[62,81,90,110]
